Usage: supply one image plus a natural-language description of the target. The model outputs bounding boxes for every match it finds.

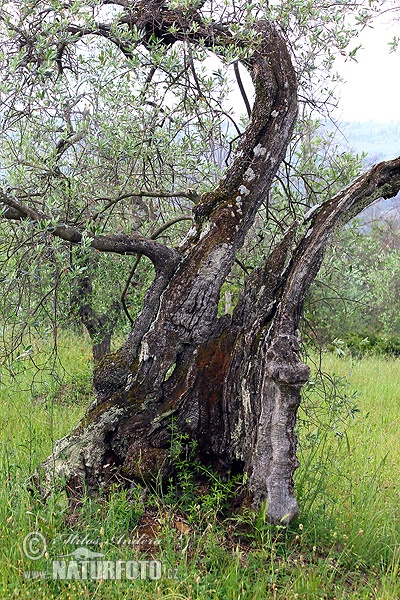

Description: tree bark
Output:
[7,4,398,523]
[34,154,400,523]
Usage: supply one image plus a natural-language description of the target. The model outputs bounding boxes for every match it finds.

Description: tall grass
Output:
[0,337,399,599]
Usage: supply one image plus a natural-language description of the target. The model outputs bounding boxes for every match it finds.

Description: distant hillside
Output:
[337,121,400,162]
[325,121,400,222]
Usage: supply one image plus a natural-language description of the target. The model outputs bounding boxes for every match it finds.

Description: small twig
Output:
[92,191,199,221]
[121,255,142,325]
[234,258,250,275]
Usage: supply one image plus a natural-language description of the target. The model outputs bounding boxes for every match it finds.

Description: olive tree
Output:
[1,0,399,524]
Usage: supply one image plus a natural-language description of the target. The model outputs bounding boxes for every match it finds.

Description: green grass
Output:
[0,338,399,599]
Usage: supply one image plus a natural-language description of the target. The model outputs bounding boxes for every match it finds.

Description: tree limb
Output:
[0,190,179,270]
[1,205,23,220]
[234,61,252,118]
[275,156,400,335]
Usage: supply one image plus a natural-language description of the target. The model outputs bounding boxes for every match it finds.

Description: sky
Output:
[335,14,400,122]
[228,10,400,125]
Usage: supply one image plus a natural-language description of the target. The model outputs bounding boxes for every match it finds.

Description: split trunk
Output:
[33,14,400,524]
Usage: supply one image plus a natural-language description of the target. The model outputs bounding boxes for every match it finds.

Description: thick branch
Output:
[1,205,23,220]
[0,190,179,270]
[276,155,400,333]
[192,21,298,226]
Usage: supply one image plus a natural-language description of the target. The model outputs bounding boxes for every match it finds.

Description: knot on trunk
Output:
[266,333,310,384]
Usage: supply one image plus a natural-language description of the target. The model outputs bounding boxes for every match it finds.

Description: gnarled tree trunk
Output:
[5,5,398,524]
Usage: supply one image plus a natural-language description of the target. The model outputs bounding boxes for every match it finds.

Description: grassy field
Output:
[0,337,399,599]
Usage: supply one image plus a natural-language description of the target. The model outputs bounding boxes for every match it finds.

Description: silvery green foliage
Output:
[0,0,385,364]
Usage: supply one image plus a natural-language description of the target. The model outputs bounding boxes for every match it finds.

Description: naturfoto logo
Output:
[22,532,171,581]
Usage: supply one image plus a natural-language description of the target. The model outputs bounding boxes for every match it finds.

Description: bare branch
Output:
[0,190,179,270]
[234,61,252,118]
[150,215,192,240]
[121,255,142,325]
[55,129,87,158]
[275,155,400,334]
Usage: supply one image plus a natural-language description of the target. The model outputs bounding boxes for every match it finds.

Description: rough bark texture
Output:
[35,153,400,523]
[11,5,400,523]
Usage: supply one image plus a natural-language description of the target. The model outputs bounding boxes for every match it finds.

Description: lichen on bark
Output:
[28,4,400,525]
